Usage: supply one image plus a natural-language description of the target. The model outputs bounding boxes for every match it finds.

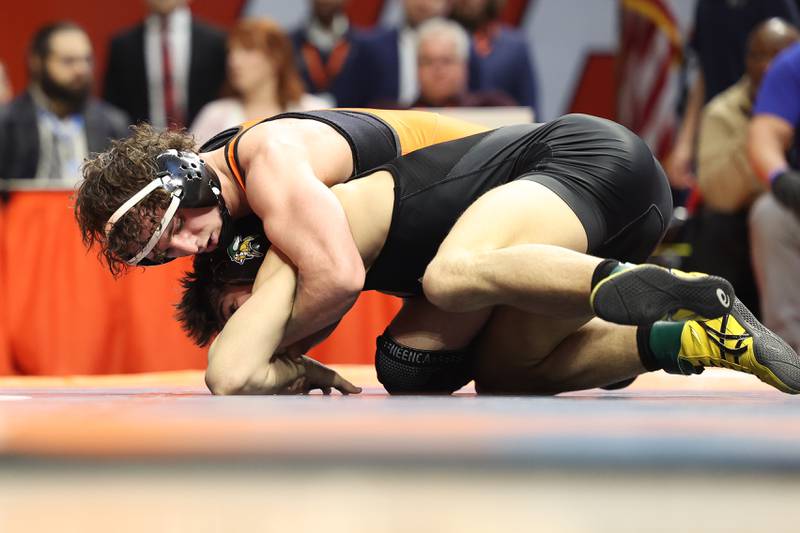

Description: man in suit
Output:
[0,22,128,182]
[291,0,374,107]
[450,0,539,115]
[104,0,226,129]
[365,0,451,106]
[413,18,516,108]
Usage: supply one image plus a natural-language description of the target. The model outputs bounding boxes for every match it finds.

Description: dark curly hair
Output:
[176,254,246,346]
[74,123,196,276]
[175,271,233,347]
[176,214,268,345]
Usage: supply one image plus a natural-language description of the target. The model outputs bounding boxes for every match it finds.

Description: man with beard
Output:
[0,22,129,182]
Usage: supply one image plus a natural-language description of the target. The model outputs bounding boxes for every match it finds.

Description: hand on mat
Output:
[272,354,361,395]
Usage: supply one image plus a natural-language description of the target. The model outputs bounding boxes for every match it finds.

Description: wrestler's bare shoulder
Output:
[232,119,354,183]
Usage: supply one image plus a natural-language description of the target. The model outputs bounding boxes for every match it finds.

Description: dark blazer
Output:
[361,27,401,104]
[0,91,129,180]
[363,27,483,106]
[103,17,226,126]
[291,25,376,107]
[469,26,539,114]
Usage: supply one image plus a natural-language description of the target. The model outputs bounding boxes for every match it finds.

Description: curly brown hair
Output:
[74,123,197,276]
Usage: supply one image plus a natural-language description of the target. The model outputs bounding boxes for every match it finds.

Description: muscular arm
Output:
[205,249,298,395]
[243,133,365,348]
[748,45,800,182]
[205,250,360,395]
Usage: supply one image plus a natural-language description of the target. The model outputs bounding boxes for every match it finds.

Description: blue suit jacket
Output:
[291,26,376,107]
[469,26,539,114]
[362,27,484,106]
[360,27,401,104]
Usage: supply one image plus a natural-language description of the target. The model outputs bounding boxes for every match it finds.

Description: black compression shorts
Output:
[517,113,673,262]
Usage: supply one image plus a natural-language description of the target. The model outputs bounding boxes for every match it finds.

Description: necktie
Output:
[49,130,62,179]
[160,16,183,128]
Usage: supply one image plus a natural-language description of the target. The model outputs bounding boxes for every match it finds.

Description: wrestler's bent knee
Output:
[375,333,474,394]
[422,255,473,312]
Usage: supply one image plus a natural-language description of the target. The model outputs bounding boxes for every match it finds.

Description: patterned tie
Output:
[160,15,183,128]
[48,130,62,179]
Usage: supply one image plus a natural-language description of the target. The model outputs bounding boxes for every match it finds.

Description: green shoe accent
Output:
[649,321,703,375]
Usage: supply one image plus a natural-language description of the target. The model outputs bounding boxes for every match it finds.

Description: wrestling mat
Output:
[0,367,797,533]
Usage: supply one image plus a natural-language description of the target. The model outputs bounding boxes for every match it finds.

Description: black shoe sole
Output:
[731,299,800,394]
[591,265,735,325]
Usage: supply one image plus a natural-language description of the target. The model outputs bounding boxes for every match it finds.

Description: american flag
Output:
[616,0,683,160]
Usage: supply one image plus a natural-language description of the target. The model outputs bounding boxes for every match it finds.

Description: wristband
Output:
[768,167,789,183]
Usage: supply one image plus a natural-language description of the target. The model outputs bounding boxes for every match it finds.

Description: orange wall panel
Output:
[0,191,395,375]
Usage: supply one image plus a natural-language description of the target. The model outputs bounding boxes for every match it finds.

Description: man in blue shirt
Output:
[667,0,798,189]
[748,40,800,351]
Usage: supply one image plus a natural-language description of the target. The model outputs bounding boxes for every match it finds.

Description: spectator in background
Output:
[685,18,800,317]
[104,0,226,129]
[666,0,799,190]
[413,18,516,108]
[450,0,538,115]
[0,62,11,105]
[0,22,128,182]
[191,19,328,145]
[365,0,450,106]
[291,0,373,106]
[748,39,800,352]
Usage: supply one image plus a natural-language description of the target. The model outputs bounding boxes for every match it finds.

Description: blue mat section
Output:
[1,386,798,471]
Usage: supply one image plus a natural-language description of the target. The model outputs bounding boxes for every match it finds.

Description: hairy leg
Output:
[472,309,644,394]
[382,298,645,395]
[422,180,603,317]
[386,297,493,350]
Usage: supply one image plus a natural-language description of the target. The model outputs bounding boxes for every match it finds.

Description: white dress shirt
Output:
[32,89,87,183]
[398,26,419,105]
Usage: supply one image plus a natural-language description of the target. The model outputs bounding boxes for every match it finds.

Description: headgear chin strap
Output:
[104,149,231,266]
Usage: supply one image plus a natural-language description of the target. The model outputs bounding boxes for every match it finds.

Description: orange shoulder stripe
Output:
[225,119,264,191]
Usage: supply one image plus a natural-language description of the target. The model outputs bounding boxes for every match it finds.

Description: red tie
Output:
[160,16,182,128]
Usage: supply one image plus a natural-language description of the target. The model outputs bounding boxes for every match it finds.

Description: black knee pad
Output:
[375,334,474,394]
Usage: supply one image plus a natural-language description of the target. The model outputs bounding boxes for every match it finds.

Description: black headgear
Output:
[104,149,234,266]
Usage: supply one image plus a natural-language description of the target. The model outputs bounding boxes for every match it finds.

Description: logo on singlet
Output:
[227,235,264,265]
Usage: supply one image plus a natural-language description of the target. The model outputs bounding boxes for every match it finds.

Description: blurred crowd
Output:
[3,0,800,351]
[0,0,537,184]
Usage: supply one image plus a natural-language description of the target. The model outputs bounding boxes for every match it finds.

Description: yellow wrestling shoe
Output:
[679,299,800,394]
[590,264,735,325]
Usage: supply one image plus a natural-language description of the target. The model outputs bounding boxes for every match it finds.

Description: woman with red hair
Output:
[191,18,328,144]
